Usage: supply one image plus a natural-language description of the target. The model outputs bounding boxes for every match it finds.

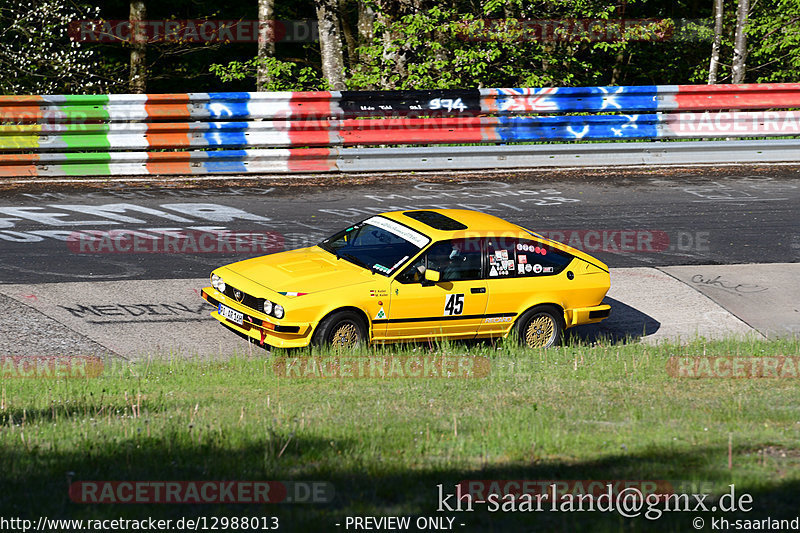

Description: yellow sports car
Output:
[200,209,610,349]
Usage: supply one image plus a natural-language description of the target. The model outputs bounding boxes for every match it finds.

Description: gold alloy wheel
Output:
[330,322,359,349]
[525,314,556,348]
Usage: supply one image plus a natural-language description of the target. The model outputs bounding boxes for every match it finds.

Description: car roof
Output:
[380,209,526,239]
[378,208,609,272]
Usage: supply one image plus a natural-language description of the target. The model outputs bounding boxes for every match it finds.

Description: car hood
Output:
[219,246,374,295]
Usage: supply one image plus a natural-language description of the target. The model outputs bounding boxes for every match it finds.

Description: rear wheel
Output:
[311,310,367,350]
[515,305,564,348]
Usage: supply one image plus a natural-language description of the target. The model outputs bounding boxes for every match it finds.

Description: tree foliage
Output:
[1,0,798,95]
[746,0,800,82]
[0,0,120,94]
[209,56,329,91]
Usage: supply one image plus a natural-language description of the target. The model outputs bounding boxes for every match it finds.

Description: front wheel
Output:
[311,310,368,350]
[515,305,564,348]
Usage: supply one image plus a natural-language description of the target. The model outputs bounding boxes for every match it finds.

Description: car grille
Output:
[223,284,264,312]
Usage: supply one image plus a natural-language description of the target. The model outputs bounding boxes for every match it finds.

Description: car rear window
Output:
[515,239,573,277]
[486,237,516,278]
[485,237,573,278]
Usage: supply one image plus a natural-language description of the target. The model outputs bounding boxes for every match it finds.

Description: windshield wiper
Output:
[338,252,371,270]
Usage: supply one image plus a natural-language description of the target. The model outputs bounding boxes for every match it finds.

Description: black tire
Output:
[514,305,564,348]
[311,310,368,349]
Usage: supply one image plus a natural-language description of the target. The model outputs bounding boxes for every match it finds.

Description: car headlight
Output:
[211,274,220,289]
[262,299,273,315]
[217,278,225,292]
[273,304,284,319]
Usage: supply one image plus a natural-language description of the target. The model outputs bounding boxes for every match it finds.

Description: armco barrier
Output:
[1,84,800,177]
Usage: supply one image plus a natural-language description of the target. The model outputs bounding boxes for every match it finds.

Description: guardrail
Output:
[1,83,800,177]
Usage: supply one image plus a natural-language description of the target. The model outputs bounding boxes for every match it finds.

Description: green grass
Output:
[2,337,800,532]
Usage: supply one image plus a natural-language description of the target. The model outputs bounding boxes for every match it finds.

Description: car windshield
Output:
[318,216,430,276]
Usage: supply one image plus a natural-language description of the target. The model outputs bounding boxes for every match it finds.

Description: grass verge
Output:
[1,336,799,532]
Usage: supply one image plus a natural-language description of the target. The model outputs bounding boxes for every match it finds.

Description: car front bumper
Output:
[200,287,313,348]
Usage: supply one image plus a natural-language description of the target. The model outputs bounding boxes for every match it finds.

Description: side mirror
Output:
[423,269,441,284]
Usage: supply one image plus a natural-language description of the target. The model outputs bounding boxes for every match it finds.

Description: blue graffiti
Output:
[494,114,659,141]
[490,86,662,114]
[203,122,249,147]
[203,150,248,172]
[206,93,253,119]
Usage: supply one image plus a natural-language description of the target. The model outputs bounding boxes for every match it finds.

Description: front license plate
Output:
[218,303,243,325]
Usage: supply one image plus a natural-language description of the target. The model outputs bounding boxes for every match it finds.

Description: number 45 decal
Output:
[444,293,465,316]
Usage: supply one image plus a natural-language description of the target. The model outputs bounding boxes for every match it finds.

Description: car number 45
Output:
[444,293,465,316]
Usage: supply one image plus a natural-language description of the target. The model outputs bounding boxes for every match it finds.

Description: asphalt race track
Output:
[2,169,800,282]
[0,166,798,357]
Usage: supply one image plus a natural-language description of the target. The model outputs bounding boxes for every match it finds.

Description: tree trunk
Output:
[340,0,358,69]
[432,29,448,64]
[708,0,724,83]
[315,0,347,90]
[377,10,396,89]
[541,43,554,74]
[610,50,626,85]
[257,0,275,91]
[357,1,375,57]
[355,3,376,88]
[609,0,627,85]
[376,0,409,89]
[731,0,749,83]
[129,0,146,93]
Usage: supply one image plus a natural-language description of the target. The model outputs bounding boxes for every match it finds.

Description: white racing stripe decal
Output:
[365,216,430,248]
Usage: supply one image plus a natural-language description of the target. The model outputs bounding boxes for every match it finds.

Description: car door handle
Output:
[470,287,486,294]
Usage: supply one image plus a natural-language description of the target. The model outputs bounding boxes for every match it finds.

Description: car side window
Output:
[486,237,517,278]
[395,238,482,283]
[396,255,426,284]
[515,239,573,276]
